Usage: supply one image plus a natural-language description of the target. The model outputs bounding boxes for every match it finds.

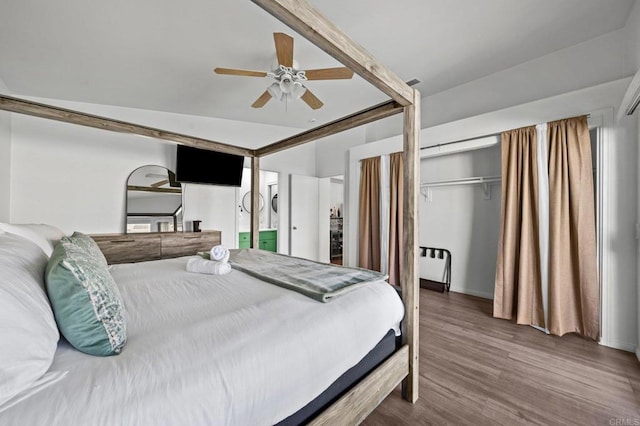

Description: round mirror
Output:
[242,191,264,213]
[126,165,183,233]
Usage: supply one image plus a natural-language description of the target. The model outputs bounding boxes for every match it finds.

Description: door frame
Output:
[590,109,613,348]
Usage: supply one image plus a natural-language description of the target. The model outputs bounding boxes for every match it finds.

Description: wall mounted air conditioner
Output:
[617,69,640,122]
[420,134,500,159]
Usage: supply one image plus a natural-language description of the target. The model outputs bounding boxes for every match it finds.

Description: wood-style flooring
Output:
[363,290,640,425]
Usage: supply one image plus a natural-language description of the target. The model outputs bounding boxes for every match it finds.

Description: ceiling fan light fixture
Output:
[279,73,294,94]
[292,81,306,99]
[267,83,282,101]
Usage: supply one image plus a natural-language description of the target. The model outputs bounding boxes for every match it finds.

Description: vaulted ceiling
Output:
[0,0,635,129]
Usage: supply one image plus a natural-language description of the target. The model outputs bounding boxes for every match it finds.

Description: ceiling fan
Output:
[214,32,354,110]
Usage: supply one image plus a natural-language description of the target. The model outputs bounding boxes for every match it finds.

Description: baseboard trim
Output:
[598,338,636,353]
[451,288,494,300]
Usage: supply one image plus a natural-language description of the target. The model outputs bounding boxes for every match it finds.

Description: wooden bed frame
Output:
[0,0,420,423]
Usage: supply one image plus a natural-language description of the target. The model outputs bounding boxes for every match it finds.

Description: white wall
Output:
[626,0,640,71]
[0,77,11,222]
[182,183,237,247]
[420,146,501,299]
[315,127,365,178]
[9,96,314,245]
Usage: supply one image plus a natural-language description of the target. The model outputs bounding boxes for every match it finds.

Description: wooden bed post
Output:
[0,95,254,157]
[401,89,421,403]
[250,156,260,248]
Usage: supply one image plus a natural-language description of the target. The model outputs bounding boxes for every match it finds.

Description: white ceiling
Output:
[0,0,635,129]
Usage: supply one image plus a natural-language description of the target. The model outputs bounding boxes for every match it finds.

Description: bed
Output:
[0,228,404,425]
[0,0,421,422]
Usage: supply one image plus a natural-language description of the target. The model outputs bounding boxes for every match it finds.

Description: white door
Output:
[290,174,319,260]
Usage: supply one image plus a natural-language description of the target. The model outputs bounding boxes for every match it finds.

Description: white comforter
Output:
[0,256,404,426]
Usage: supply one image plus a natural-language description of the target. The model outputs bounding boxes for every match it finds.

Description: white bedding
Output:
[0,256,404,426]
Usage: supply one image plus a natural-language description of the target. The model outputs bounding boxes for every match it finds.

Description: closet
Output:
[419,143,501,299]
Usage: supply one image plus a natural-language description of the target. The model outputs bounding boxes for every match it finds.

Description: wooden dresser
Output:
[91,231,221,265]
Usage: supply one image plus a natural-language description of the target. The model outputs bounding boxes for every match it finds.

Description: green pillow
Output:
[67,232,108,268]
[45,238,126,356]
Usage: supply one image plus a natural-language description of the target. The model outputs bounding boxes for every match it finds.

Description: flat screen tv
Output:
[175,145,244,187]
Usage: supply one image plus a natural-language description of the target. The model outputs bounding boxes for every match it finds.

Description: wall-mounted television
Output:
[175,145,244,187]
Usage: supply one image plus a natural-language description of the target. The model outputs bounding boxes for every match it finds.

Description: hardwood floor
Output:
[363,290,640,425]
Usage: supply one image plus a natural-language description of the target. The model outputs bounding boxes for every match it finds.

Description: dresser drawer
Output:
[161,231,221,258]
[91,231,221,264]
[92,235,161,265]
[259,239,277,252]
[259,230,277,241]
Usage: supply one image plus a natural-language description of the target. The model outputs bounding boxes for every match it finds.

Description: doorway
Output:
[329,176,344,265]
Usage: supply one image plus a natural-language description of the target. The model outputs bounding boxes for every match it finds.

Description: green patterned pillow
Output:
[45,238,126,356]
[67,232,108,268]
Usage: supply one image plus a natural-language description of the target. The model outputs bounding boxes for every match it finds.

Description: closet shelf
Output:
[420,175,501,201]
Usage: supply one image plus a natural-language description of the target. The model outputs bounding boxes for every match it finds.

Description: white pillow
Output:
[0,233,60,408]
[0,223,66,257]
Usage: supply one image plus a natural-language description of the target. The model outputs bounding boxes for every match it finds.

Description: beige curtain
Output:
[547,116,599,339]
[388,152,404,286]
[359,156,381,271]
[494,126,545,327]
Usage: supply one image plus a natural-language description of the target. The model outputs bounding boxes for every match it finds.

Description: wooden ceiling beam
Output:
[256,100,403,157]
[250,0,414,106]
[0,94,255,157]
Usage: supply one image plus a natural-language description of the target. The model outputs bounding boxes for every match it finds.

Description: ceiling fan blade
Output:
[150,179,169,188]
[252,90,272,108]
[274,33,294,68]
[301,89,324,110]
[304,67,354,80]
[214,68,267,77]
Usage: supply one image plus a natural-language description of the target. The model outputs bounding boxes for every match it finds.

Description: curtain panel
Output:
[388,152,404,286]
[494,126,545,327]
[358,156,381,271]
[547,116,599,339]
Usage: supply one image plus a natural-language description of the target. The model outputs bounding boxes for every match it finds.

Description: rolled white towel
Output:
[186,256,231,275]
[210,245,229,263]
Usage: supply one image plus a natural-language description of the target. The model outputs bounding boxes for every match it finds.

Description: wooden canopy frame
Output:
[0,0,420,422]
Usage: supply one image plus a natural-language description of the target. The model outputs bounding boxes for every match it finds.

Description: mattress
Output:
[0,256,404,426]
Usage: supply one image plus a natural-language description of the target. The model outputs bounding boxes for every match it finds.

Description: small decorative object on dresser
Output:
[90,231,221,264]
